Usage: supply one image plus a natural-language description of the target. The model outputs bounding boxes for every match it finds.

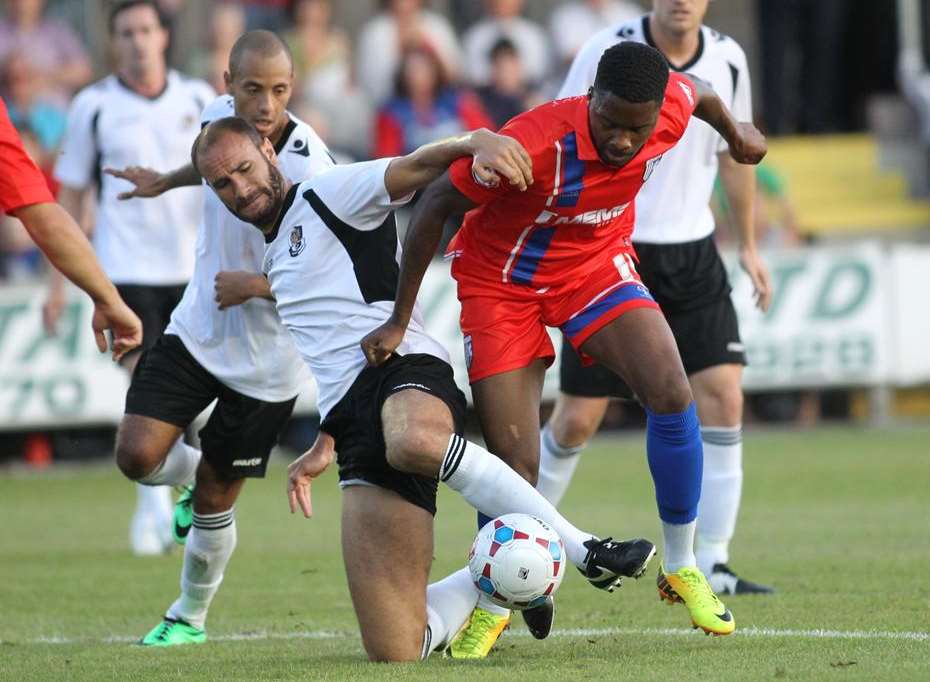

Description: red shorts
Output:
[453,251,659,383]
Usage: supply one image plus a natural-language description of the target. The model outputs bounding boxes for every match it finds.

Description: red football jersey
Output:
[0,97,54,215]
[447,73,697,289]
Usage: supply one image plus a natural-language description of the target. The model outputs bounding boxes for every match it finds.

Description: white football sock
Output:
[662,520,697,574]
[138,438,201,488]
[134,481,173,516]
[440,435,592,567]
[536,424,585,505]
[695,426,743,574]
[422,568,479,658]
[167,509,237,630]
[476,593,511,616]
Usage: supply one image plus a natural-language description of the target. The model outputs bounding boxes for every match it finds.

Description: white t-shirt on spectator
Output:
[463,16,551,86]
[356,10,463,105]
[55,71,214,284]
[165,95,335,402]
[558,16,753,244]
[549,1,645,62]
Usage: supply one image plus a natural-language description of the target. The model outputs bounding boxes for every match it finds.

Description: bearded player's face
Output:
[199,133,286,228]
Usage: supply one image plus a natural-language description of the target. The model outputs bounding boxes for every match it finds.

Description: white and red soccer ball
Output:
[468,513,565,610]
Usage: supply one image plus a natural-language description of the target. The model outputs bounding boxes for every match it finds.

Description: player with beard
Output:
[104,30,332,646]
[193,115,657,662]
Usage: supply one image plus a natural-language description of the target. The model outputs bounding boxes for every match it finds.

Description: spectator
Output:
[476,37,537,129]
[0,53,66,158]
[462,0,551,87]
[186,2,246,93]
[373,44,493,158]
[287,0,370,159]
[549,0,644,65]
[228,0,288,32]
[0,0,92,104]
[357,0,462,105]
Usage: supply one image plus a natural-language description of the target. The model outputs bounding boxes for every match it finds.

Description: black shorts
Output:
[115,283,187,353]
[320,353,467,516]
[560,236,746,399]
[125,334,296,478]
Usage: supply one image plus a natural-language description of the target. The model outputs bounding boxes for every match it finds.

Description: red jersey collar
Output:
[571,96,601,162]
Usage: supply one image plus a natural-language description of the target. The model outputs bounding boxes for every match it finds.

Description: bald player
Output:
[107,30,334,646]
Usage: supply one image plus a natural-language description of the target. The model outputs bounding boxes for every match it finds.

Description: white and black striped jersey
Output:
[54,71,214,284]
[558,16,753,244]
[166,95,334,402]
[262,158,448,419]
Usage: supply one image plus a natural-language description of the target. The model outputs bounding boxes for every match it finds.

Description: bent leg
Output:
[342,484,433,662]
[581,308,702,571]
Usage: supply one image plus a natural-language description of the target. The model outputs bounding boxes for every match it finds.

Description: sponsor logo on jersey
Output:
[533,202,630,226]
[678,81,695,106]
[232,457,263,467]
[643,154,663,182]
[289,225,306,257]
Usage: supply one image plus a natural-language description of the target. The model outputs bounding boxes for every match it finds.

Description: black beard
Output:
[232,159,285,227]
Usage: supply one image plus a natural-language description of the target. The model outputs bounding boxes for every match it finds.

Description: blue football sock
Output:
[645,402,703,525]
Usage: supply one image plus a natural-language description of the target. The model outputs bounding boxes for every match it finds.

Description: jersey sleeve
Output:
[663,73,699,141]
[0,100,54,213]
[302,123,337,177]
[308,157,410,231]
[53,87,101,190]
[447,113,547,205]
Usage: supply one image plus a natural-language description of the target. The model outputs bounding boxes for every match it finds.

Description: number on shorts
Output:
[613,253,638,282]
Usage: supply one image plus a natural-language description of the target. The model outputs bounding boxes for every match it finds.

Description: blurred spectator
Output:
[186,2,246,93]
[0,0,92,104]
[288,0,371,159]
[549,0,644,65]
[0,52,66,158]
[373,44,493,157]
[476,37,537,128]
[462,0,550,87]
[357,0,463,106]
[228,0,288,32]
[712,162,802,249]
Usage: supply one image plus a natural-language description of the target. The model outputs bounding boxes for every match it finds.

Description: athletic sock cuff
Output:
[440,434,467,482]
[542,424,584,459]
[645,402,700,442]
[192,509,235,531]
[701,426,742,446]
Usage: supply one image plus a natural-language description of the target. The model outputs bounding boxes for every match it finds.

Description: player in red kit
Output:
[363,42,766,655]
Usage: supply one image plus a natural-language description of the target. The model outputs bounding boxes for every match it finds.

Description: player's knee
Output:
[641,369,693,415]
[114,436,162,481]
[700,382,743,425]
[553,405,601,446]
[384,421,448,475]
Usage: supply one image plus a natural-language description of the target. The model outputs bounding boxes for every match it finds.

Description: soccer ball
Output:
[468,513,565,610]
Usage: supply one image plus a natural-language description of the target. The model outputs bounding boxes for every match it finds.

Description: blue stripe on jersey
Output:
[556,132,586,207]
[510,227,557,285]
[561,283,655,339]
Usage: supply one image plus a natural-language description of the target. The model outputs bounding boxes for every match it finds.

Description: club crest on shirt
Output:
[643,154,663,182]
[289,225,306,257]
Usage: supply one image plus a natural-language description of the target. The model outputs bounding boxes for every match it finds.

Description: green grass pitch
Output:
[2,426,928,680]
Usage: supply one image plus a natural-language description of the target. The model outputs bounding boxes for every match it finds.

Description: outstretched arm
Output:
[687,75,767,165]
[383,128,532,200]
[104,163,202,200]
[361,175,477,366]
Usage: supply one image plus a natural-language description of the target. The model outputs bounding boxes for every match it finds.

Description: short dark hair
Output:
[228,30,294,78]
[191,117,265,175]
[108,0,168,34]
[489,37,518,62]
[593,42,669,104]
